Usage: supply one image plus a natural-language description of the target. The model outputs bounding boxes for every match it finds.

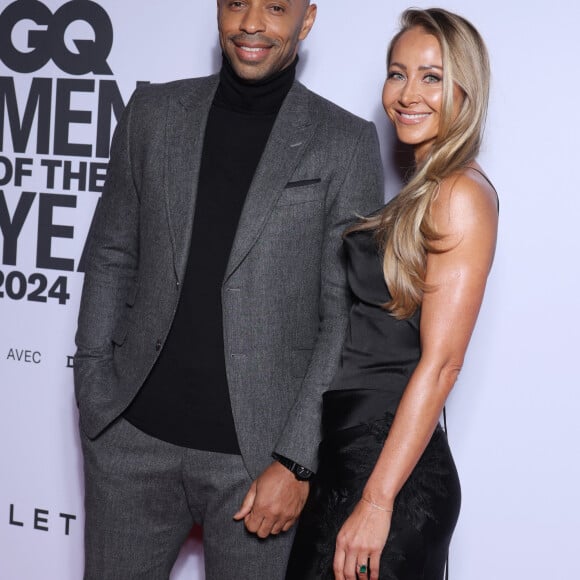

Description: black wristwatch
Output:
[272,453,314,481]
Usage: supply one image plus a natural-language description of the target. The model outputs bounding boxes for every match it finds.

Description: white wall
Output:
[1,1,578,578]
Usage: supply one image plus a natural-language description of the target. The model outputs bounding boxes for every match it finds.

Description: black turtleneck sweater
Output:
[124,57,297,452]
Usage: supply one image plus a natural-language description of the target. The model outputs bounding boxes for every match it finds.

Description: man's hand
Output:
[233,461,309,538]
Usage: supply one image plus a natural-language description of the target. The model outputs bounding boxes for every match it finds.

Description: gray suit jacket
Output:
[74,74,383,478]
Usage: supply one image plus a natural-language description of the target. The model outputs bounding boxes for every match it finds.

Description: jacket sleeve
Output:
[73,90,141,435]
[273,120,384,471]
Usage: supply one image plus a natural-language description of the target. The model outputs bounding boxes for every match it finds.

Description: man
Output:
[74,1,383,578]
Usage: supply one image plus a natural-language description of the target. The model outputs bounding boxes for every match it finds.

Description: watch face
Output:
[295,465,312,480]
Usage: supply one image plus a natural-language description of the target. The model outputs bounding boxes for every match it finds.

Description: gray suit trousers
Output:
[81,419,295,580]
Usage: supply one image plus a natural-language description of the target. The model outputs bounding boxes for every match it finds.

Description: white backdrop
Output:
[1,1,579,578]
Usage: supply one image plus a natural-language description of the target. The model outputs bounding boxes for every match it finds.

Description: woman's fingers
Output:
[369,551,381,580]
[333,547,346,580]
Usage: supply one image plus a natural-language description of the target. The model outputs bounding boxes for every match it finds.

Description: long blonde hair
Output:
[354,8,490,319]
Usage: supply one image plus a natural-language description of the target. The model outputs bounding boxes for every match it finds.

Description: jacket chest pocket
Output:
[276,179,323,207]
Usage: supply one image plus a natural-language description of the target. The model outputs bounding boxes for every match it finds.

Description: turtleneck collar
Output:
[214,53,298,115]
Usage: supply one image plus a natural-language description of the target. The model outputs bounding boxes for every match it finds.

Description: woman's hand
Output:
[333,497,393,580]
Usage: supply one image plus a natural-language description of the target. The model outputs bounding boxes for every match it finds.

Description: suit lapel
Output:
[224,82,316,281]
[165,75,219,282]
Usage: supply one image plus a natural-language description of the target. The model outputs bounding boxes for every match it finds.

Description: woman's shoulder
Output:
[439,163,496,205]
[431,163,498,241]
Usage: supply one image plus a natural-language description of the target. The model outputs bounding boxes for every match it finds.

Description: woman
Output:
[286,8,498,580]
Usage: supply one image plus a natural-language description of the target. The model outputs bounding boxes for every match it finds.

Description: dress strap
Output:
[465,165,499,211]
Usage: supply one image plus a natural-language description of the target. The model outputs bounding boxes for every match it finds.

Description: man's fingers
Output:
[255,516,276,538]
[233,482,256,521]
[243,511,265,534]
[271,516,294,536]
[245,507,292,537]
[235,462,309,536]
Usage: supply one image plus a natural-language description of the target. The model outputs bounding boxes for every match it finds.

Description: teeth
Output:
[240,46,266,52]
[401,113,429,119]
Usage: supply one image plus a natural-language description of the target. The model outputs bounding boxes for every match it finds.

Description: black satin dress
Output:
[286,230,461,580]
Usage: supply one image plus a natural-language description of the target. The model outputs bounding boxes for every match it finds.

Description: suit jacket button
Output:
[155,340,162,351]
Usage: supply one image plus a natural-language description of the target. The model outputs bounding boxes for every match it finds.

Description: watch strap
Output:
[272,452,313,481]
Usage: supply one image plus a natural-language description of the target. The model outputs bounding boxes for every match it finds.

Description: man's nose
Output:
[240,5,266,34]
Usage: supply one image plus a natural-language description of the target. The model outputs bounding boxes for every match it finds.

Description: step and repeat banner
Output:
[1,1,578,579]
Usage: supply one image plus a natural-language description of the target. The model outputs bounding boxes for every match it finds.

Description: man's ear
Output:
[299,4,318,41]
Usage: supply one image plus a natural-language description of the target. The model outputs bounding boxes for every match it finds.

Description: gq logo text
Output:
[0,0,113,75]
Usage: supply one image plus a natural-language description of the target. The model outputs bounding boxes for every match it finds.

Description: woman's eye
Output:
[387,71,405,81]
[424,74,441,83]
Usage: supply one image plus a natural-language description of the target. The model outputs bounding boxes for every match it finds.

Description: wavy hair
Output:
[353,8,490,319]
